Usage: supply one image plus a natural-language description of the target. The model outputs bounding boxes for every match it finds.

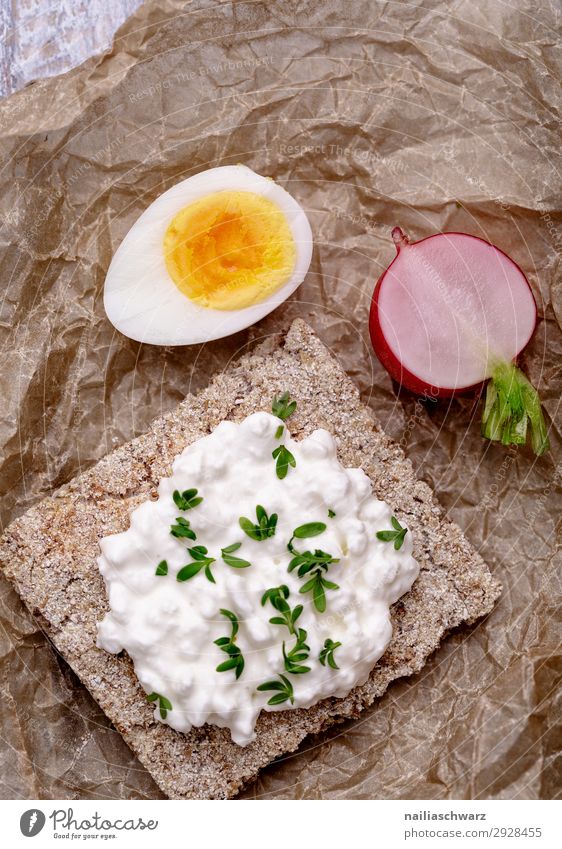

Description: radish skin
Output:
[369,228,549,455]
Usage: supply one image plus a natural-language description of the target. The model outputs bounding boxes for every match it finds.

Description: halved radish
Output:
[369,228,549,455]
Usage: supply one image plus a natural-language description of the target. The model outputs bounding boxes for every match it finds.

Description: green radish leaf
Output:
[482,361,549,456]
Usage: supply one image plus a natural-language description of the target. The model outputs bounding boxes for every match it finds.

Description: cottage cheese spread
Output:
[97,411,419,745]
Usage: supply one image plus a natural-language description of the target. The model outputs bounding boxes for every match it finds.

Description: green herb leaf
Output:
[283,628,311,675]
[319,638,342,669]
[293,522,327,539]
[297,566,340,613]
[170,516,197,540]
[173,488,203,511]
[214,609,245,680]
[218,608,239,638]
[146,692,172,720]
[267,692,292,705]
[261,586,302,635]
[288,548,334,573]
[291,604,303,625]
[275,424,284,439]
[155,559,168,576]
[376,516,408,551]
[222,542,242,554]
[188,545,210,560]
[312,577,326,612]
[261,585,289,607]
[256,681,283,692]
[271,444,296,480]
[286,538,340,612]
[216,658,239,672]
[239,505,278,541]
[257,673,294,705]
[177,547,216,582]
[221,550,251,569]
[159,695,172,711]
[328,509,336,518]
[272,392,297,422]
[176,562,204,582]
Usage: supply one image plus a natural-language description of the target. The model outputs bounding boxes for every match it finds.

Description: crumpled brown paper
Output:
[0,0,560,801]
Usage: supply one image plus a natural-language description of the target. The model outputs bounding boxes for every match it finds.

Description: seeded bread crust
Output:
[0,320,500,799]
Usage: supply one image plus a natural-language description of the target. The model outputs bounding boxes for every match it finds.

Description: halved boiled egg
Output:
[104,166,313,345]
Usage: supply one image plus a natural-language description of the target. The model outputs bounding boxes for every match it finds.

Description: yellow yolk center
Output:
[163,190,297,310]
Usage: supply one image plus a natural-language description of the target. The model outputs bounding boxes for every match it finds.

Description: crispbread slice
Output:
[0,320,500,799]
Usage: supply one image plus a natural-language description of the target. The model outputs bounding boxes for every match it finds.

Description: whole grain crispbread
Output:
[0,320,500,799]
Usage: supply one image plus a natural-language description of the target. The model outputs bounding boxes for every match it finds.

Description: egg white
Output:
[103,165,313,345]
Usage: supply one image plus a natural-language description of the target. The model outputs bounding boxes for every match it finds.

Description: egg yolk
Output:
[163,190,297,310]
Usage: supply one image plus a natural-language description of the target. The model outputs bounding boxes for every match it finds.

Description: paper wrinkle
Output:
[0,0,560,800]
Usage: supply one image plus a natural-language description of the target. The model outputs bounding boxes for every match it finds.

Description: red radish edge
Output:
[369,228,537,397]
[369,228,549,455]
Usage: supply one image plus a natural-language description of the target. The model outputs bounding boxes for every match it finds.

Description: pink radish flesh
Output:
[377,231,536,390]
[370,229,549,455]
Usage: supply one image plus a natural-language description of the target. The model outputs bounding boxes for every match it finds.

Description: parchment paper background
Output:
[0,0,560,800]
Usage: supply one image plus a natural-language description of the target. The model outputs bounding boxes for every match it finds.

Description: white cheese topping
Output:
[97,412,420,746]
